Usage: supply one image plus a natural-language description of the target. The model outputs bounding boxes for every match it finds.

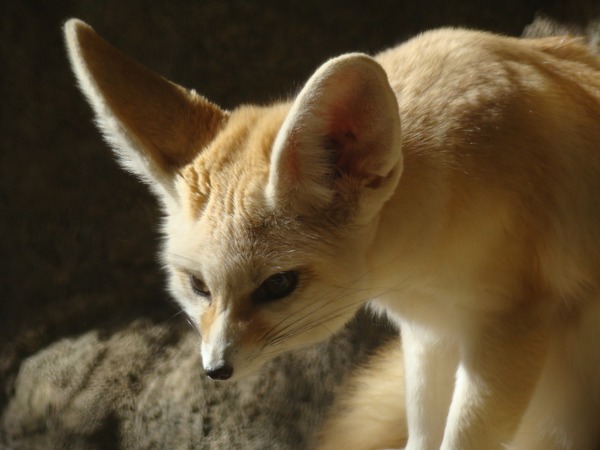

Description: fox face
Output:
[65,20,401,380]
[164,170,366,379]
[162,107,375,380]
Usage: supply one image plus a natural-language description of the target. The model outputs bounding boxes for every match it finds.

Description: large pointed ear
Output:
[64,19,227,202]
[266,53,402,215]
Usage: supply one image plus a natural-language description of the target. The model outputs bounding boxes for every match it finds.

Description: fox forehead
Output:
[166,102,322,285]
[164,207,321,304]
[178,103,291,220]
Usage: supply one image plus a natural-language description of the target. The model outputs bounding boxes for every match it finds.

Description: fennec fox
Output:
[65,19,600,449]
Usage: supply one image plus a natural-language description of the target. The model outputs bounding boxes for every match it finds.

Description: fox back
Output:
[65,19,600,449]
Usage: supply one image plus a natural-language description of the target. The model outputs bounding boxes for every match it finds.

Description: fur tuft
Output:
[317,339,407,450]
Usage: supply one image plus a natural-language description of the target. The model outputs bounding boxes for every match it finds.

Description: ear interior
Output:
[64,19,226,199]
[267,53,402,211]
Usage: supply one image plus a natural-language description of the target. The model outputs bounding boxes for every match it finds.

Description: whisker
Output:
[261,273,391,347]
[168,309,200,333]
[267,293,371,347]
[259,283,362,347]
[168,309,187,321]
[258,283,344,346]
[262,277,407,350]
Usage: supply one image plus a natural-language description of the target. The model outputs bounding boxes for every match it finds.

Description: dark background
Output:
[1,1,598,448]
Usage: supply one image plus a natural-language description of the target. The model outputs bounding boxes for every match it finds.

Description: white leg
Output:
[440,305,549,450]
[402,321,457,450]
[511,303,600,450]
[510,366,596,450]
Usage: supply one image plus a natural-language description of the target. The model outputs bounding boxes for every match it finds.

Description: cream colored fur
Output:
[65,19,600,449]
[318,340,407,450]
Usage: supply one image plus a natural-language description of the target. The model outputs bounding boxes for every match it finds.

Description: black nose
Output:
[205,364,233,381]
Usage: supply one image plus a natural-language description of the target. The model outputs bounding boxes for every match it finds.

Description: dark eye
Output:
[253,270,299,304]
[189,274,211,299]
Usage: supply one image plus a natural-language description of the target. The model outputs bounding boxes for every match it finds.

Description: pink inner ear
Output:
[328,128,358,175]
[283,129,302,182]
[327,105,368,177]
[325,91,370,176]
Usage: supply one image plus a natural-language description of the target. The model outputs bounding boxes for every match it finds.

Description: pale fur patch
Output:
[317,339,407,450]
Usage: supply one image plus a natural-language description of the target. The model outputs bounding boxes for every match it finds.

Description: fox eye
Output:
[189,274,211,299]
[253,270,299,304]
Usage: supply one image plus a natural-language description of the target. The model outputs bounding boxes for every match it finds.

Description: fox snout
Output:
[201,340,237,381]
[204,363,234,381]
[200,308,247,381]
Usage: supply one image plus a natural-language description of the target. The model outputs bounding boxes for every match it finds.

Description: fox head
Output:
[65,19,402,381]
